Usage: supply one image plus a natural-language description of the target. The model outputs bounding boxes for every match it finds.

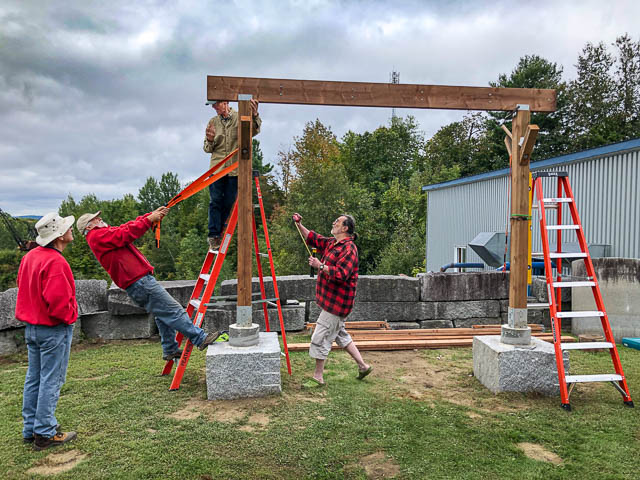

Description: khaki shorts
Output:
[309,309,353,360]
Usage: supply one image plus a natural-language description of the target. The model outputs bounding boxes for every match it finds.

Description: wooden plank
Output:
[504,136,512,156]
[307,321,389,330]
[519,124,539,165]
[207,76,556,112]
[501,124,513,139]
[287,335,574,352]
[236,99,253,315]
[348,332,554,341]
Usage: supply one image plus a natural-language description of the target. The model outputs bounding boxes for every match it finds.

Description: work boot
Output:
[33,431,77,451]
[162,349,183,361]
[198,331,220,350]
[208,236,221,250]
[24,425,61,444]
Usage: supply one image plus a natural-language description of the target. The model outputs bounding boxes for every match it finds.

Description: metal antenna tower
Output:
[390,70,400,119]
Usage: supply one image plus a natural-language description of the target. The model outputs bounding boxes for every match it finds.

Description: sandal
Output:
[302,377,325,389]
[357,366,373,380]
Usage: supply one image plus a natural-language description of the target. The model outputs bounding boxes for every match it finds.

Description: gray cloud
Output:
[1,0,639,215]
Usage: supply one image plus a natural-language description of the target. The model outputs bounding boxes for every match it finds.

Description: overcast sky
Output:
[1,0,638,216]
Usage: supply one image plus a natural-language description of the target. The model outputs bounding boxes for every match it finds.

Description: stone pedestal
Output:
[206,332,281,400]
[473,335,568,396]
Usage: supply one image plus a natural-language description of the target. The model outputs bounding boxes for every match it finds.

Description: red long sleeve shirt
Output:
[86,214,154,289]
[307,231,358,317]
[16,247,78,327]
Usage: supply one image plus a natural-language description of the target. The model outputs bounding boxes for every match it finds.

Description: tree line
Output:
[1,35,639,291]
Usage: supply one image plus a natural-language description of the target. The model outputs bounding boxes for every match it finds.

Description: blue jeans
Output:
[208,176,237,237]
[22,323,73,439]
[126,274,207,355]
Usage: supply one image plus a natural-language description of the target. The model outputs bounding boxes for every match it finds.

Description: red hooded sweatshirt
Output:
[86,214,154,289]
[16,247,78,327]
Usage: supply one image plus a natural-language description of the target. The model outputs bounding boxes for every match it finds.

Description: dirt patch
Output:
[167,399,203,420]
[517,442,563,465]
[27,450,88,476]
[466,411,483,419]
[358,451,401,479]
[366,350,534,413]
[167,397,279,425]
[283,392,327,404]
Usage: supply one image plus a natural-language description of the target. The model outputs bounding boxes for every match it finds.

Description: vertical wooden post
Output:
[229,95,259,347]
[501,105,532,345]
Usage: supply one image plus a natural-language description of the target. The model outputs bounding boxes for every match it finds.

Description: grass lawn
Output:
[0,333,638,479]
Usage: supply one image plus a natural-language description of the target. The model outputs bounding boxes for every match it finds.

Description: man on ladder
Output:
[292,213,371,386]
[76,207,220,361]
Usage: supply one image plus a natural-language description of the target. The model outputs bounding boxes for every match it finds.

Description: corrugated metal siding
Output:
[425,148,640,272]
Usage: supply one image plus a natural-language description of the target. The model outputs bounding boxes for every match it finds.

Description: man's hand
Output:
[148,206,169,223]
[292,213,302,223]
[308,256,322,269]
[205,122,216,142]
[250,99,259,116]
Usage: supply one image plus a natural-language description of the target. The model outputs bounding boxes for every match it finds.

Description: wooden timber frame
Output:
[209,75,556,344]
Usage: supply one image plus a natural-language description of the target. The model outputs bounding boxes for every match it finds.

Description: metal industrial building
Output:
[422,138,640,273]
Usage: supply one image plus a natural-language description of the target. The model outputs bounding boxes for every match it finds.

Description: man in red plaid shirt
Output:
[293,213,372,386]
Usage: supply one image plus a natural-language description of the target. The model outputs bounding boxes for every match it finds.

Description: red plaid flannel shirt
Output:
[307,230,358,317]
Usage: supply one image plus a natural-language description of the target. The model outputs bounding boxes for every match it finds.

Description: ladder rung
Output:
[552,281,595,287]
[208,249,219,254]
[561,342,613,350]
[549,252,587,259]
[258,253,269,257]
[532,204,557,210]
[189,299,201,309]
[199,274,210,282]
[543,197,573,203]
[527,303,549,309]
[556,311,604,318]
[546,225,579,230]
[565,374,623,383]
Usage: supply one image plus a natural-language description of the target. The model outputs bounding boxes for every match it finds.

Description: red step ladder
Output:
[161,172,292,390]
[532,171,633,411]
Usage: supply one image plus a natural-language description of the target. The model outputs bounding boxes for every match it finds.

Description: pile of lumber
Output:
[289,323,575,352]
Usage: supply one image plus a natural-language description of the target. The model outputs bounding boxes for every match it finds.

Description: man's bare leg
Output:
[344,342,369,371]
[313,359,326,384]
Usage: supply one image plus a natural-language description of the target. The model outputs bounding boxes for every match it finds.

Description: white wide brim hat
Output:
[35,213,75,246]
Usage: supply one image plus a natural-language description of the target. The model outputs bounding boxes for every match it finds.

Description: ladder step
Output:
[565,374,623,383]
[552,281,596,287]
[199,274,210,282]
[527,303,549,309]
[252,298,279,304]
[561,342,613,351]
[189,299,201,309]
[549,252,587,259]
[546,225,579,230]
[556,311,604,318]
[543,197,573,203]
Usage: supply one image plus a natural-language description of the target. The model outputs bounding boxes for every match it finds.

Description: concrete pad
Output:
[75,280,108,314]
[421,272,509,302]
[206,332,281,400]
[473,335,568,396]
[81,311,157,340]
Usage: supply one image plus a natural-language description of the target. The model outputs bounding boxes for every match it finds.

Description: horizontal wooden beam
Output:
[207,76,557,112]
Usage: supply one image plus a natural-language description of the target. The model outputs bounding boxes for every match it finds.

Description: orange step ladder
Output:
[532,171,633,411]
[161,172,292,390]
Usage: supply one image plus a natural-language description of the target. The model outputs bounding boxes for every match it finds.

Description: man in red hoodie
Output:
[16,212,78,450]
[76,207,218,361]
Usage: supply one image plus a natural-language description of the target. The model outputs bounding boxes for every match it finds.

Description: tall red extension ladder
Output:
[161,171,292,390]
[532,171,633,411]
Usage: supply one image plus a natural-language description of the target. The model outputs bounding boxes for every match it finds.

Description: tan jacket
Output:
[203,108,262,176]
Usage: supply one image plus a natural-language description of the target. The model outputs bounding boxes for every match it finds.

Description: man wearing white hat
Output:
[76,207,219,361]
[16,212,78,450]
